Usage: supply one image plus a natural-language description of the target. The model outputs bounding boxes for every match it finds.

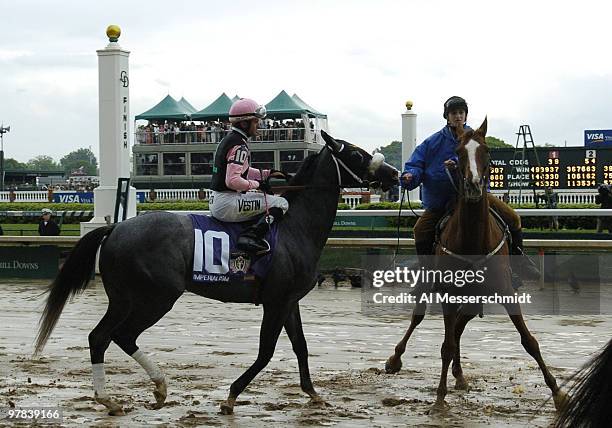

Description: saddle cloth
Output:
[189,214,278,284]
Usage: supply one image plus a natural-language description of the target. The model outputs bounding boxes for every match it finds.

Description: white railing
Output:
[147,188,210,201]
[340,193,382,208]
[491,189,598,205]
[341,194,362,209]
[0,191,48,202]
[1,189,600,207]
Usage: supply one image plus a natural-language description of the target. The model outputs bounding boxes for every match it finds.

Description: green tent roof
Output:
[265,90,326,119]
[135,95,190,121]
[292,93,327,119]
[231,95,241,102]
[191,93,233,120]
[178,97,197,114]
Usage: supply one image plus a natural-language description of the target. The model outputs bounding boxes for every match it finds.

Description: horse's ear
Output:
[476,116,488,137]
[321,130,343,152]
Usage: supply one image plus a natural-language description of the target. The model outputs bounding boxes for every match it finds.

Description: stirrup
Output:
[237,237,271,256]
[253,239,271,256]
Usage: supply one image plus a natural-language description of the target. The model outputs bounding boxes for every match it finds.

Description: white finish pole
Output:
[401,101,420,202]
[81,25,137,236]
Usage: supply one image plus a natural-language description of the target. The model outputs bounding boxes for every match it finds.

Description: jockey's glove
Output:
[258,179,274,195]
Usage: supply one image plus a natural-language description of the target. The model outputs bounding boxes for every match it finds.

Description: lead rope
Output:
[394,186,407,261]
[260,168,271,229]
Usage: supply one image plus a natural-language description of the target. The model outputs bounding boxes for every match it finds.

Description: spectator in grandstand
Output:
[38,208,60,236]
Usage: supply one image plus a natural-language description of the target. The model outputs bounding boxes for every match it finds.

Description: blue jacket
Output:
[403,125,466,211]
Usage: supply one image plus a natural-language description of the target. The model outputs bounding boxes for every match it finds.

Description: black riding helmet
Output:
[443,96,468,119]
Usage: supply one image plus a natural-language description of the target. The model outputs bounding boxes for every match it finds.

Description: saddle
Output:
[433,207,512,260]
[189,214,278,304]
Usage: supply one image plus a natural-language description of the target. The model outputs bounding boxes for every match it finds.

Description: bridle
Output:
[272,145,387,193]
[438,145,507,265]
[327,145,375,189]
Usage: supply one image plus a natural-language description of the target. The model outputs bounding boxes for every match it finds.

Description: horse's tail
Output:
[554,338,612,428]
[34,225,115,356]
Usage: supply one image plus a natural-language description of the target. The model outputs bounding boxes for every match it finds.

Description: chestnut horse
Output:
[386,118,567,413]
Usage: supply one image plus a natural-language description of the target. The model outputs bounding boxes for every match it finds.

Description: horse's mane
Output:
[282,152,320,203]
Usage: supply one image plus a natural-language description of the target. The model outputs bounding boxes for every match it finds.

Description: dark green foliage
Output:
[60,148,98,175]
[373,141,402,170]
[486,136,513,148]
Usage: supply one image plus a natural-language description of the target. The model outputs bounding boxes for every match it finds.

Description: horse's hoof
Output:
[454,376,469,390]
[553,389,569,411]
[308,395,332,408]
[153,379,167,408]
[219,403,234,415]
[108,407,126,416]
[95,394,125,416]
[385,356,402,374]
[428,400,449,415]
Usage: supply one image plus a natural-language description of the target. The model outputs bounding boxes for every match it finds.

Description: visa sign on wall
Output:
[53,192,95,203]
[584,130,612,147]
[53,191,147,203]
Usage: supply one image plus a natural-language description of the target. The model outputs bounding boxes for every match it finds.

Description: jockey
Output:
[210,98,289,255]
[401,96,539,279]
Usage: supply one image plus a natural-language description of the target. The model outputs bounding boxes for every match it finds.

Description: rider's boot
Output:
[406,239,435,293]
[237,208,283,256]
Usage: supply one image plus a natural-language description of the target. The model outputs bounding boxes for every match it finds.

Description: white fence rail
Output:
[0,191,48,202]
[0,189,602,207]
[490,190,598,204]
[166,209,612,217]
[149,188,211,201]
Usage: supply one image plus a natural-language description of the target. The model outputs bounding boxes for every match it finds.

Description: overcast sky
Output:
[1,0,611,163]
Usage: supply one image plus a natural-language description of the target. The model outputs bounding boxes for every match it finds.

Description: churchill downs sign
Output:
[0,247,59,279]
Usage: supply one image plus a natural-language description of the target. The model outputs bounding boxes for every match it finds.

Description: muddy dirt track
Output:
[1,280,610,427]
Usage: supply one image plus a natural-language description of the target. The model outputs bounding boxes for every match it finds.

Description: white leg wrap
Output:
[131,350,164,382]
[92,363,108,398]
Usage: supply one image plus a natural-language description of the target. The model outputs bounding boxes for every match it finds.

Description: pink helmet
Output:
[228,98,267,123]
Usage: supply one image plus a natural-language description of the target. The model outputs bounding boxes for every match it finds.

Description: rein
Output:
[438,158,506,266]
[271,146,375,193]
[437,216,509,268]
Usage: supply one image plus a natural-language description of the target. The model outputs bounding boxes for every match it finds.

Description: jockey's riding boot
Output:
[407,239,434,294]
[237,208,283,256]
[510,228,540,281]
[407,239,434,271]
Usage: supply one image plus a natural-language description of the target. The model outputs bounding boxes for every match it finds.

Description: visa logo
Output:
[58,194,81,203]
[587,133,604,140]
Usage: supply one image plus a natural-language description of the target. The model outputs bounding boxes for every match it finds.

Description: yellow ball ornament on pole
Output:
[106,25,121,42]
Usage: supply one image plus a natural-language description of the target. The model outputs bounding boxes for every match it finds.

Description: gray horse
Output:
[34,131,399,415]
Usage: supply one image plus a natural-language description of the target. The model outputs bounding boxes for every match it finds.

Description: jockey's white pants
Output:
[210,190,289,223]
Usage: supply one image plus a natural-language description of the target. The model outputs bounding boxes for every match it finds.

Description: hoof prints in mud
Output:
[179,411,224,426]
[2,282,609,427]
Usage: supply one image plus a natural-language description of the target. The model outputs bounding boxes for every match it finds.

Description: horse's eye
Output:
[350,151,364,163]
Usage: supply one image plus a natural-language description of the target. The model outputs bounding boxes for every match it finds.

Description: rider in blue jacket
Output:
[402,96,538,280]
[404,123,461,212]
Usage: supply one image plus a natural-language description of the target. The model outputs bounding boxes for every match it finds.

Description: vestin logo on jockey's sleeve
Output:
[238,199,261,212]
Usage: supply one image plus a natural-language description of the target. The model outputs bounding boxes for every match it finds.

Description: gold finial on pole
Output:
[106,25,121,42]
